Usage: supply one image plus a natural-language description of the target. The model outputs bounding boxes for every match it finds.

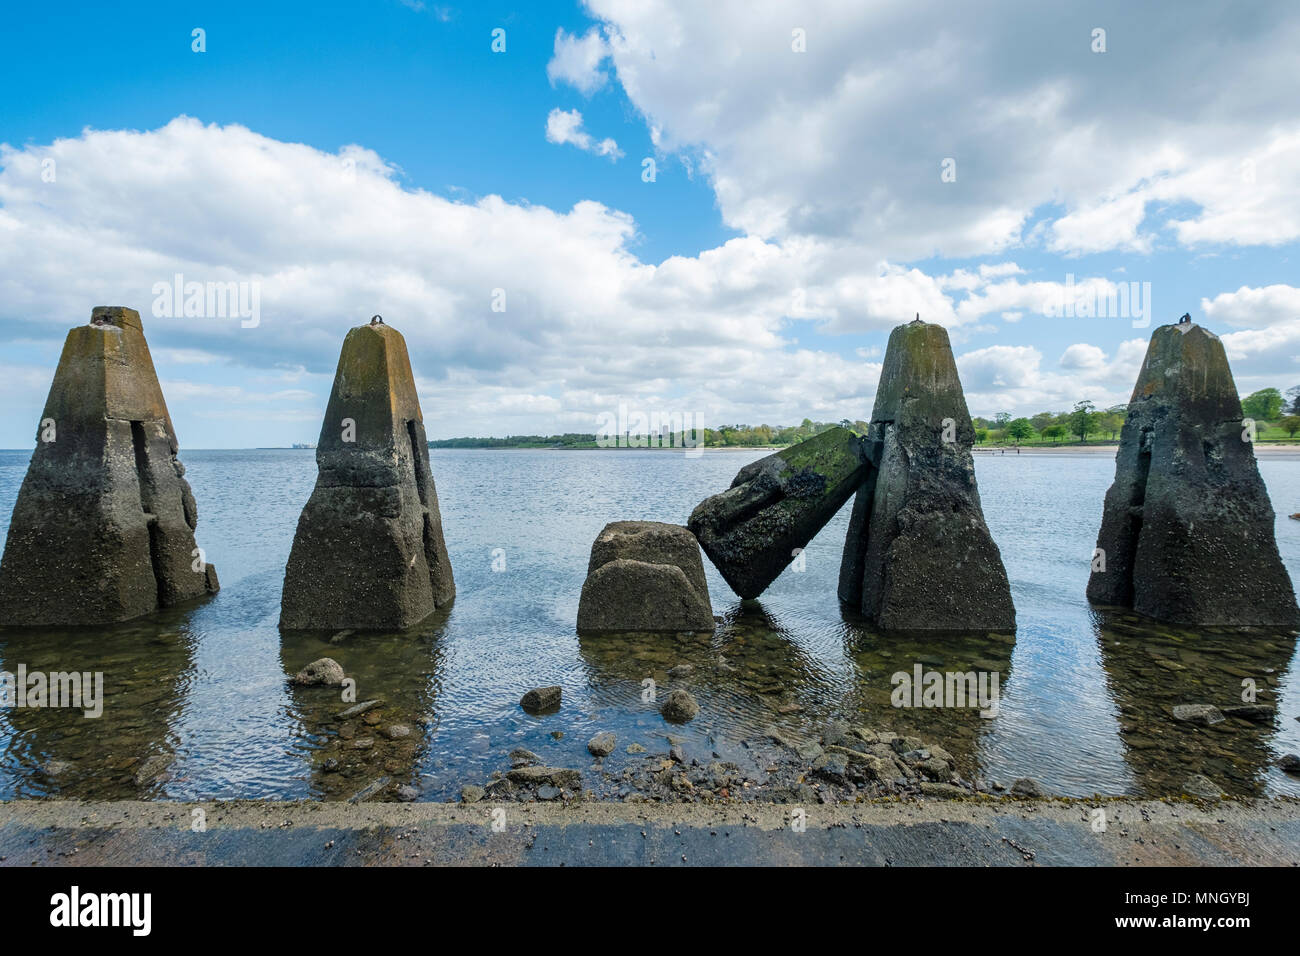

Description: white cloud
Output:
[1202,284,1300,328]
[547,27,611,94]
[545,108,623,160]
[0,118,897,441]
[573,0,1300,259]
[1059,343,1106,369]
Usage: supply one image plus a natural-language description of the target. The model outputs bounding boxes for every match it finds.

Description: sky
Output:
[1,0,1299,448]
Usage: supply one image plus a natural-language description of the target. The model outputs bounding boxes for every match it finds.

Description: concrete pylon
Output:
[280,319,454,630]
[688,426,872,599]
[0,306,219,625]
[839,318,1014,631]
[1087,321,1297,625]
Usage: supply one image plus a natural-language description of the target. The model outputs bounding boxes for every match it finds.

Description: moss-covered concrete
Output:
[839,319,1014,631]
[577,521,714,632]
[280,321,454,630]
[689,427,871,599]
[1087,322,1298,625]
[0,307,218,625]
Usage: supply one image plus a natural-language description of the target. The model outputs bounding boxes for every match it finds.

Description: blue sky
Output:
[2,0,1299,447]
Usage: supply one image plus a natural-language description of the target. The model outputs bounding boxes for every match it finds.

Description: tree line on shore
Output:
[427,388,1300,450]
[974,386,1300,445]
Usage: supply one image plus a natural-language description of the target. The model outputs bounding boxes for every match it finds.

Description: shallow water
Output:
[0,446,1298,801]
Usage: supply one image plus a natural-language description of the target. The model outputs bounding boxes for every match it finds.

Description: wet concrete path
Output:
[2,797,1298,866]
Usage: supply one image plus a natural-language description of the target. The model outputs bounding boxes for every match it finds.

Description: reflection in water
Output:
[280,608,450,800]
[840,616,1016,779]
[1094,609,1298,797]
[2,448,1298,800]
[579,601,839,747]
[0,608,199,798]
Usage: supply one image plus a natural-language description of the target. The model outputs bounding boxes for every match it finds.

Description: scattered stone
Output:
[625,743,646,754]
[839,318,1014,630]
[660,689,700,723]
[460,784,485,803]
[291,657,346,687]
[0,307,220,625]
[588,732,616,757]
[577,522,714,633]
[132,754,171,788]
[669,745,686,764]
[336,699,383,721]
[1279,754,1300,774]
[1088,321,1299,625]
[280,319,454,630]
[919,782,969,798]
[506,766,582,789]
[383,723,412,740]
[346,776,391,804]
[508,748,540,768]
[1172,703,1226,726]
[1182,774,1223,799]
[328,629,354,645]
[690,427,871,599]
[667,664,695,678]
[537,785,563,801]
[394,785,419,802]
[1010,777,1047,798]
[1221,704,1275,723]
[520,686,562,711]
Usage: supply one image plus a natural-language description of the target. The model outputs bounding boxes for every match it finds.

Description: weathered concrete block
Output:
[0,307,219,625]
[280,319,454,630]
[577,521,713,632]
[1087,321,1297,625]
[839,318,1014,631]
[688,428,871,599]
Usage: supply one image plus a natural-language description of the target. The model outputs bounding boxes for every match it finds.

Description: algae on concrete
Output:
[280,320,454,630]
[689,427,871,599]
[839,318,1014,631]
[1087,321,1298,625]
[0,307,218,625]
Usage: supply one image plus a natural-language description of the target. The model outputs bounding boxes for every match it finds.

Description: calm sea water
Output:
[1,446,1298,801]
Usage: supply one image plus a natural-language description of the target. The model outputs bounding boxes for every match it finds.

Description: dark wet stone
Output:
[460,784,485,803]
[1087,322,1298,625]
[1010,777,1047,797]
[839,319,1014,631]
[660,689,700,723]
[280,320,454,630]
[507,766,581,789]
[1221,704,1275,723]
[520,686,562,711]
[577,522,713,633]
[0,307,219,625]
[291,658,346,687]
[1182,774,1223,799]
[336,699,383,721]
[689,427,870,599]
[508,748,540,768]
[1172,703,1225,726]
[537,785,562,801]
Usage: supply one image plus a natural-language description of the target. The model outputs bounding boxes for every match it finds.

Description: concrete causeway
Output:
[2,797,1297,866]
